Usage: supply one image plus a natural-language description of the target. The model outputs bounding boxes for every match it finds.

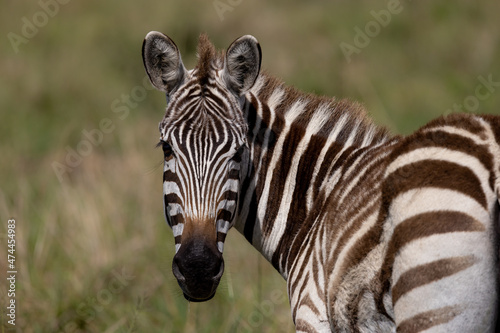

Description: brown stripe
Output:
[299,294,321,316]
[397,305,463,333]
[481,115,500,146]
[242,192,258,244]
[169,214,184,226]
[163,170,179,183]
[311,247,325,301]
[327,146,357,179]
[253,101,284,239]
[164,193,183,205]
[421,113,485,135]
[396,130,495,192]
[383,160,488,209]
[295,319,317,332]
[387,211,485,261]
[392,255,476,305]
[292,271,310,319]
[289,221,321,300]
[379,211,485,307]
[263,125,306,238]
[216,208,232,221]
[324,150,390,305]
[216,232,227,243]
[241,96,273,243]
[272,133,324,270]
[312,142,343,202]
[327,199,380,281]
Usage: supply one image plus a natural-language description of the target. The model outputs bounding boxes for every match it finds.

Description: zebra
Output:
[142,31,500,332]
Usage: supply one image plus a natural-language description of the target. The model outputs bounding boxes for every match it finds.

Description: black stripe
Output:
[273,133,324,270]
[263,125,306,238]
[383,160,488,209]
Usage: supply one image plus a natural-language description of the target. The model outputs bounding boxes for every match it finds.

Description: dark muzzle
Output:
[172,238,224,302]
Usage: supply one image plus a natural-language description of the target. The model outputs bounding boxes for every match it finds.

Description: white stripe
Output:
[164,157,176,172]
[392,231,490,291]
[248,99,278,248]
[327,211,379,290]
[218,199,236,213]
[266,106,328,267]
[318,144,352,198]
[163,181,183,203]
[344,120,359,147]
[172,223,184,237]
[266,88,285,111]
[217,220,231,234]
[422,125,486,146]
[306,113,350,210]
[480,116,500,201]
[249,75,265,96]
[285,99,308,123]
[337,148,390,207]
[221,178,239,193]
[393,231,494,331]
[361,126,377,146]
[258,101,305,258]
[168,203,183,216]
[381,188,489,246]
[235,97,268,235]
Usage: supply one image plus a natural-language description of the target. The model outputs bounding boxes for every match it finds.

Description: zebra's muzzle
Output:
[172,238,225,302]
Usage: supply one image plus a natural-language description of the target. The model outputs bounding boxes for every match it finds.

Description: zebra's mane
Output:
[250,72,394,146]
[195,34,220,86]
[192,35,393,147]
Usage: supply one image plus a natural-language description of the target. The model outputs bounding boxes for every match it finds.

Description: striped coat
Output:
[142,32,500,332]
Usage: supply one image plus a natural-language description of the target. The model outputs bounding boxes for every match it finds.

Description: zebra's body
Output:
[142,32,500,332]
[241,74,499,332]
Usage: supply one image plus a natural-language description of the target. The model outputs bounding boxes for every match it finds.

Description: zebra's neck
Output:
[234,73,394,278]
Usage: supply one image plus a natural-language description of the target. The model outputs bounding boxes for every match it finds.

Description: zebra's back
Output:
[380,113,499,332]
[290,113,500,332]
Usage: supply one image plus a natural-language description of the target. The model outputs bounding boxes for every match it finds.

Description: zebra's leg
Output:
[385,188,498,333]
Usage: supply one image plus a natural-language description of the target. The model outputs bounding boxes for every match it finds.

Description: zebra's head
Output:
[142,32,261,302]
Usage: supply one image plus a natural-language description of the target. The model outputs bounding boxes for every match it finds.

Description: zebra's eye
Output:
[162,141,173,157]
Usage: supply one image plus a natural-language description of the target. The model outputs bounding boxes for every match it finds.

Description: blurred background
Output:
[1,0,499,332]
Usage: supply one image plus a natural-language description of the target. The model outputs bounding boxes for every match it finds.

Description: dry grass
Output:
[0,117,291,332]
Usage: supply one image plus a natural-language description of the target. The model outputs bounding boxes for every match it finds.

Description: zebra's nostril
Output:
[172,258,185,282]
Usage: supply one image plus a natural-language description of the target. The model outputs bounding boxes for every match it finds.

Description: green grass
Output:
[1,0,499,332]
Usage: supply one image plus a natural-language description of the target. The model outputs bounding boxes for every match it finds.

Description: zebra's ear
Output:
[223,35,262,95]
[142,31,187,95]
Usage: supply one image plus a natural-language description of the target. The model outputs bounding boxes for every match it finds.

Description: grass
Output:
[1,0,499,332]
